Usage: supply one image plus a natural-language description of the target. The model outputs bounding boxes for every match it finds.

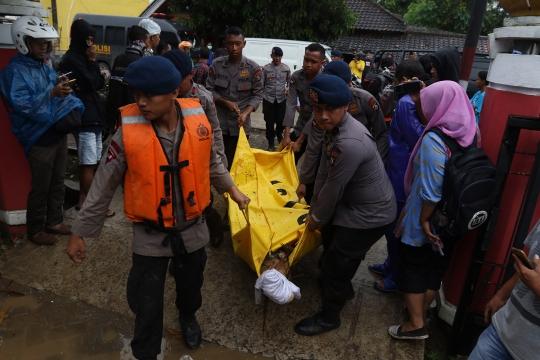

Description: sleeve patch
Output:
[368,97,379,112]
[254,69,262,82]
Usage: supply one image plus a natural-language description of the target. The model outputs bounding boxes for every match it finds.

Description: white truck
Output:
[243,38,331,71]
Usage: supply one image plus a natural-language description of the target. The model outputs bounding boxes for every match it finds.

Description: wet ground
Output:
[0,278,270,360]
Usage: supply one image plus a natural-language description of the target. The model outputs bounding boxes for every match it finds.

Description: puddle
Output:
[0,291,271,360]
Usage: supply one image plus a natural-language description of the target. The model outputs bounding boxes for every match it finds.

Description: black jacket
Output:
[58,19,106,131]
[105,48,143,125]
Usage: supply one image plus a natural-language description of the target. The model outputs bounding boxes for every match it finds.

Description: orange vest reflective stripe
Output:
[121,98,212,226]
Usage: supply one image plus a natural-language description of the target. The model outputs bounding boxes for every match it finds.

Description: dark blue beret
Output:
[123,56,181,94]
[271,47,283,56]
[308,74,351,107]
[331,49,342,58]
[323,60,352,83]
[161,49,193,78]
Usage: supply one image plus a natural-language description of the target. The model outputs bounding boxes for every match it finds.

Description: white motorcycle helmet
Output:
[11,16,59,55]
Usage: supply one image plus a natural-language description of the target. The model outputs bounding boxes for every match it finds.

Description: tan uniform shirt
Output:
[299,88,389,184]
[206,55,264,136]
[283,69,317,137]
[262,62,291,103]
[310,113,396,229]
[180,81,228,168]
[71,103,235,257]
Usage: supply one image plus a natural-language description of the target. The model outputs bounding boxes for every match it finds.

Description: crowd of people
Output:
[1,15,537,360]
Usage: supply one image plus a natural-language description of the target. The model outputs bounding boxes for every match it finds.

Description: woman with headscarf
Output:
[59,19,113,217]
[388,81,477,340]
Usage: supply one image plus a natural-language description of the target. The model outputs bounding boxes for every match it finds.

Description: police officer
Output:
[282,43,325,164]
[262,46,291,150]
[294,74,396,336]
[206,26,264,169]
[66,57,250,357]
[330,49,343,61]
[162,50,228,248]
[297,60,389,204]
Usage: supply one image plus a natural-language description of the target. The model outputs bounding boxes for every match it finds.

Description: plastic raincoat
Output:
[0,53,84,153]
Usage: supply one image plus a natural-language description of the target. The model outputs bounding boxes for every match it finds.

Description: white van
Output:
[243,38,332,71]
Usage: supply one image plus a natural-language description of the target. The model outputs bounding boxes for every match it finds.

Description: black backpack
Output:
[428,128,497,238]
[366,71,395,118]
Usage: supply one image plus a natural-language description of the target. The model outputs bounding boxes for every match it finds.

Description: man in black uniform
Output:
[106,25,149,124]
[163,50,228,247]
[294,74,396,336]
[282,43,325,164]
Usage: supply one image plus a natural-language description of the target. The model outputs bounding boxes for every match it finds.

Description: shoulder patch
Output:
[368,97,379,112]
[290,77,296,85]
[254,69,262,82]
[105,140,122,164]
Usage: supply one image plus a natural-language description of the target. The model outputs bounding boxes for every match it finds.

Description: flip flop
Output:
[368,263,388,276]
[374,277,398,292]
[106,209,116,217]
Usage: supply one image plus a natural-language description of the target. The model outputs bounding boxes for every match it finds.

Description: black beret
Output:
[308,74,351,107]
[331,49,342,57]
[271,47,283,56]
[323,60,352,83]
[162,49,193,78]
[123,56,181,94]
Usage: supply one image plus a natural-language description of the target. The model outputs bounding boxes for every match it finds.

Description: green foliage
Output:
[378,0,415,15]
[168,0,357,42]
[403,0,507,35]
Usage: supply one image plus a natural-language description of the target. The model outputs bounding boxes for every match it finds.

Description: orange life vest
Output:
[121,98,213,227]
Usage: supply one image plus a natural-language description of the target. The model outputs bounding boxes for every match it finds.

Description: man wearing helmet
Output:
[0,16,84,245]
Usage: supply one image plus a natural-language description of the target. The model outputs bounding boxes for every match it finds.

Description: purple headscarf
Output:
[404,81,477,195]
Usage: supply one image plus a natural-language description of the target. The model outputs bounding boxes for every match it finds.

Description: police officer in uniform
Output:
[163,50,228,248]
[262,46,291,150]
[297,60,389,204]
[66,57,250,358]
[206,26,264,169]
[282,43,326,164]
[294,74,396,336]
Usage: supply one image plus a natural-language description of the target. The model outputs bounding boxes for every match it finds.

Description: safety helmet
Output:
[11,16,58,55]
[178,41,193,51]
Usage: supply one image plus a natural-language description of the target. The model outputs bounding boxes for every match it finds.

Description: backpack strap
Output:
[428,127,461,156]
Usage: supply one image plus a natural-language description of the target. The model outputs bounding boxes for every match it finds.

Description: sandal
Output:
[388,325,429,340]
[368,263,388,276]
[106,209,116,217]
[374,277,398,292]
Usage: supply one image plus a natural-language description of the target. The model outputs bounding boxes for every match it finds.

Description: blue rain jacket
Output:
[386,95,425,203]
[0,53,84,154]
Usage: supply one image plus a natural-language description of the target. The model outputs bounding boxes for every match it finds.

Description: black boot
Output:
[294,311,341,336]
[210,232,224,248]
[179,313,202,349]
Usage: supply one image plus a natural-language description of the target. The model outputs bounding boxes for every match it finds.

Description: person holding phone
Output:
[469,220,540,360]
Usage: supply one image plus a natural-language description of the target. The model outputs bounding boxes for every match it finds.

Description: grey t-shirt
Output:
[493,219,540,360]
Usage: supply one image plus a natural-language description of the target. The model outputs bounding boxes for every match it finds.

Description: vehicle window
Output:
[92,25,104,44]
[105,26,125,46]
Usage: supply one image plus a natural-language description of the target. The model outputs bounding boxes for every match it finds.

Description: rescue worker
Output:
[294,74,396,336]
[297,60,388,204]
[349,51,365,79]
[66,57,250,358]
[206,26,264,169]
[162,50,227,248]
[282,43,326,164]
[262,46,291,150]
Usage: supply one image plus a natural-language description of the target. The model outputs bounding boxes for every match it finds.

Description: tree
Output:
[403,0,507,35]
[169,0,357,42]
[377,0,414,15]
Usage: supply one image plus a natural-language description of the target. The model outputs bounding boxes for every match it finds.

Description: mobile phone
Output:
[511,247,534,270]
[394,80,423,98]
[67,79,77,88]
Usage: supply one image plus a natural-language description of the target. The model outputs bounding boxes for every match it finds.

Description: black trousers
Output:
[222,134,249,171]
[262,99,285,144]
[25,136,67,235]
[204,192,222,236]
[127,249,207,359]
[289,131,307,165]
[318,222,392,315]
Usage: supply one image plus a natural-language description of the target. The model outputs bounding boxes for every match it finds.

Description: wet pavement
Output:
[0,107,424,359]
